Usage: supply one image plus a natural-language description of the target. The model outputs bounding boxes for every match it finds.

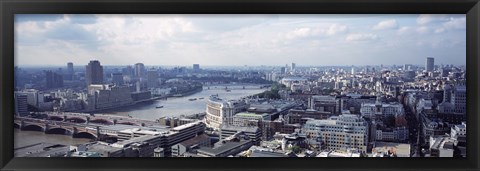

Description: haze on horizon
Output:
[15,14,466,66]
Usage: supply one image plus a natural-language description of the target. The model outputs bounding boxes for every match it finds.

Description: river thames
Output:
[14,84,267,148]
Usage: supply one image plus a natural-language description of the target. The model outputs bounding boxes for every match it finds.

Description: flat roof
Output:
[221,125,260,133]
[86,143,123,154]
[235,112,269,118]
[179,134,210,147]
[373,141,411,157]
[197,140,252,156]
[250,150,289,157]
[171,121,202,131]
[101,124,170,132]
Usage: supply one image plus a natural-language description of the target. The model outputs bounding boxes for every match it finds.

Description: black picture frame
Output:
[1,0,479,170]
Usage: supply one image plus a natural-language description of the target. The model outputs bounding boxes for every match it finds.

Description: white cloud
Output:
[345,33,378,42]
[326,24,348,35]
[373,19,398,30]
[442,17,466,30]
[397,26,412,35]
[416,14,448,25]
[286,23,348,39]
[434,28,446,34]
[14,14,466,66]
[82,15,196,44]
[286,27,312,39]
[416,26,430,34]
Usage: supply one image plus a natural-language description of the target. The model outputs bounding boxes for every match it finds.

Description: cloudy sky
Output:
[15,14,466,66]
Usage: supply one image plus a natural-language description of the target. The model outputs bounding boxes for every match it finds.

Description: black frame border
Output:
[1,0,479,170]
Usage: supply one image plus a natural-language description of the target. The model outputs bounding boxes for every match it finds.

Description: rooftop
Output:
[197,140,252,156]
[179,134,211,147]
[250,150,290,157]
[221,125,260,133]
[372,142,411,157]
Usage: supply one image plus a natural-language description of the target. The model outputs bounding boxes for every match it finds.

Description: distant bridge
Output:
[203,85,271,90]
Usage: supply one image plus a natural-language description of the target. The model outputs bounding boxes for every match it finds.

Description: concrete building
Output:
[14,92,29,116]
[193,64,200,72]
[220,125,261,145]
[85,60,104,85]
[87,84,134,111]
[286,109,336,125]
[308,95,340,114]
[280,77,308,88]
[425,57,434,72]
[134,63,145,78]
[429,135,455,157]
[339,95,376,114]
[360,101,404,119]
[303,114,369,153]
[205,96,248,130]
[375,126,409,142]
[232,112,270,127]
[147,70,158,88]
[45,70,64,89]
[171,134,210,157]
[451,122,466,140]
[111,73,124,86]
[451,85,466,114]
[371,142,411,157]
[196,139,253,157]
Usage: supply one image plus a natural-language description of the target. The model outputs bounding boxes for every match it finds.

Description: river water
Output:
[14,84,267,149]
[98,85,267,120]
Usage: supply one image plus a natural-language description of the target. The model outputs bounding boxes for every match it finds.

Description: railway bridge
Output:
[14,117,99,139]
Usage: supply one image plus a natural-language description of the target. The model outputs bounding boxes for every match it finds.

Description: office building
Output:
[66,62,74,80]
[85,60,104,85]
[308,95,340,114]
[220,125,262,145]
[429,135,455,157]
[134,63,145,78]
[45,70,64,89]
[303,114,369,153]
[15,92,29,116]
[86,84,134,111]
[196,139,253,157]
[451,85,466,114]
[193,64,200,72]
[232,112,270,127]
[205,96,249,130]
[147,70,158,88]
[280,67,286,74]
[425,57,434,72]
[111,73,124,86]
[67,62,74,74]
[360,101,404,119]
[291,63,296,72]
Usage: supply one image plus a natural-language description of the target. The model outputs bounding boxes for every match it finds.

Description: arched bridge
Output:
[32,112,159,127]
[15,117,99,139]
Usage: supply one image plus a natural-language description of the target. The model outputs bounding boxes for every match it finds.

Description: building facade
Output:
[85,60,104,86]
[303,114,369,153]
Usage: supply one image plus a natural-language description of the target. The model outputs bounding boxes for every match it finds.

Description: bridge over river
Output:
[15,112,165,139]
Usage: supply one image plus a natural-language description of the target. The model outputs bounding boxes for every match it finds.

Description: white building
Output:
[205,96,249,130]
[360,101,404,119]
[232,112,270,127]
[303,114,369,153]
[451,122,466,140]
[280,77,308,88]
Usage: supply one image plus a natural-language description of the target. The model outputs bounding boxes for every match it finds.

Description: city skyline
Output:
[15,14,466,66]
